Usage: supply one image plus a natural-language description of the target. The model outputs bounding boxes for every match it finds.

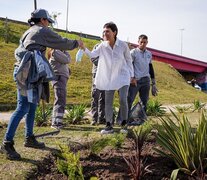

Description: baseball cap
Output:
[31,9,55,23]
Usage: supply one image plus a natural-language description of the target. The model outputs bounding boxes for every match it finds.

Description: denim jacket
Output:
[14,50,55,104]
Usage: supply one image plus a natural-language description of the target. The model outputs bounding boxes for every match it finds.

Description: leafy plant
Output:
[65,104,87,124]
[155,110,207,179]
[56,144,84,180]
[192,100,206,112]
[123,122,153,180]
[175,105,192,113]
[90,133,126,155]
[146,99,166,116]
[34,103,52,126]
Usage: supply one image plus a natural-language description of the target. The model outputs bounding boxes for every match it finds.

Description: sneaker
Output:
[120,126,128,134]
[0,140,21,160]
[24,135,45,149]
[120,120,128,134]
[101,122,114,134]
[51,122,64,129]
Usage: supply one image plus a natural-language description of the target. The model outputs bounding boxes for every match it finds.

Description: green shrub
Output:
[56,144,84,180]
[146,99,166,116]
[192,100,206,112]
[155,110,207,179]
[90,133,126,155]
[34,103,52,126]
[65,104,87,124]
[175,105,192,113]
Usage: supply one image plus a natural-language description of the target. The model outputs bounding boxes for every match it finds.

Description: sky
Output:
[1,0,207,62]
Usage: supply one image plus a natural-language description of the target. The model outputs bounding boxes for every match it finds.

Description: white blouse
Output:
[85,38,134,90]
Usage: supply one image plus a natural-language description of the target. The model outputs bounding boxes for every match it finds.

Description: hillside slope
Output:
[0,19,206,107]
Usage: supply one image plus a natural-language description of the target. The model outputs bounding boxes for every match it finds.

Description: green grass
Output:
[0,19,207,108]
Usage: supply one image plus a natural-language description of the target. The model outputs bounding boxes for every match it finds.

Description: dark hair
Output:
[28,18,41,26]
[138,34,148,41]
[103,22,118,38]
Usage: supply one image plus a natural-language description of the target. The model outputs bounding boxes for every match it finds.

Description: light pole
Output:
[34,0,37,10]
[179,28,185,56]
[66,0,69,33]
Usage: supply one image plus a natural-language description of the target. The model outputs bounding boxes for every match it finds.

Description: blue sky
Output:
[1,0,207,62]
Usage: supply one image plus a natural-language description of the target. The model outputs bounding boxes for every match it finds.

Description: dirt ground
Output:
[27,132,193,180]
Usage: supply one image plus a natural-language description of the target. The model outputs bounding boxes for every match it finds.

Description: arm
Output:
[124,43,134,78]
[149,63,155,80]
[84,46,100,59]
[78,40,100,59]
[91,43,100,66]
[42,28,80,50]
[149,62,158,96]
[129,49,137,86]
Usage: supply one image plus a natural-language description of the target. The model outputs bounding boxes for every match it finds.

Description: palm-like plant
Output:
[147,99,166,117]
[192,100,206,112]
[65,104,86,124]
[123,122,153,180]
[155,110,207,179]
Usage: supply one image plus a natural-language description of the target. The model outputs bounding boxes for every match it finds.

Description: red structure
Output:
[130,43,207,73]
[148,47,207,73]
[130,43,207,90]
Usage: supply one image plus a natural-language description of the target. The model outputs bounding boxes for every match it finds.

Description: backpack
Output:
[128,101,147,125]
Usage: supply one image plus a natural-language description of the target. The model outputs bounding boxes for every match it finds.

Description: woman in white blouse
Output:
[80,22,134,134]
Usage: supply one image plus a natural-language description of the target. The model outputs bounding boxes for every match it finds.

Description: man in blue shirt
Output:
[128,34,158,123]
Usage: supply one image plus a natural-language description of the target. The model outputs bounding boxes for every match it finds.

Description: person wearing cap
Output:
[0,8,82,160]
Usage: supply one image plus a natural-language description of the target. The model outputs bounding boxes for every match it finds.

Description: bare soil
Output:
[27,132,192,180]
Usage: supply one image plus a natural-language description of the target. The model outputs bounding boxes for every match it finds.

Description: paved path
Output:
[0,103,195,123]
[0,112,13,122]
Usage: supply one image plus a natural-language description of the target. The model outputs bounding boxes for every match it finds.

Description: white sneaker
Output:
[120,126,128,134]
[51,122,64,130]
[101,126,114,134]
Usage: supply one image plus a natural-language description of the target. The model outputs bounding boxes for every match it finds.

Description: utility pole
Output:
[66,0,69,33]
[34,0,37,10]
[179,28,185,56]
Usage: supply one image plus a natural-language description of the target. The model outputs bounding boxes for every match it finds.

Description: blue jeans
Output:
[4,90,37,141]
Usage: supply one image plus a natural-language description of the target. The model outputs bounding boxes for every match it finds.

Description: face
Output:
[40,18,49,27]
[103,27,116,42]
[138,38,148,50]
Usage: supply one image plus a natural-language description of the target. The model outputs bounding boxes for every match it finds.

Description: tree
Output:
[51,12,61,28]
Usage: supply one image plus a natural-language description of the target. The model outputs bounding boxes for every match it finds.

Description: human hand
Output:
[151,84,158,96]
[78,40,85,50]
[130,77,137,86]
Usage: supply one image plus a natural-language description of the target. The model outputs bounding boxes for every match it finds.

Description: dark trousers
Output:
[128,77,150,112]
[91,74,105,123]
